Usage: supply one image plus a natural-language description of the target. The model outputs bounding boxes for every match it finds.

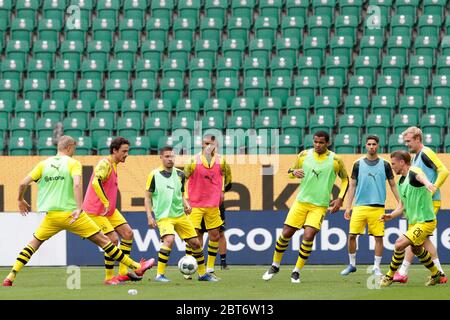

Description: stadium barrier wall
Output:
[65,211,450,266]
[0,213,66,266]
[1,154,450,212]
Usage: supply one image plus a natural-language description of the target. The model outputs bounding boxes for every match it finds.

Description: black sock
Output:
[220,254,226,262]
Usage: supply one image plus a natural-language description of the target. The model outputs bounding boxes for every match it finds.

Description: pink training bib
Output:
[83,158,118,216]
[188,154,223,208]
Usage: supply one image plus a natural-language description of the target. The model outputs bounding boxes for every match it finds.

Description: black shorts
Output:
[199,203,225,233]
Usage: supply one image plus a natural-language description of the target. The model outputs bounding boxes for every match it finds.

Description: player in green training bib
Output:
[379,150,447,287]
[144,146,216,282]
[263,131,349,284]
[3,136,155,287]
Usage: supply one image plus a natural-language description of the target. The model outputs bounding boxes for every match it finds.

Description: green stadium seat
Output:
[259,0,282,23]
[202,114,225,130]
[216,77,239,106]
[329,36,354,63]
[123,0,147,24]
[426,95,450,119]
[105,79,129,106]
[409,55,433,85]
[146,18,170,46]
[114,40,138,67]
[270,56,294,78]
[381,56,406,84]
[50,79,74,105]
[294,76,318,105]
[15,100,39,120]
[172,115,196,133]
[188,77,212,107]
[200,18,223,46]
[414,36,438,64]
[334,133,359,153]
[54,59,79,83]
[150,0,174,24]
[135,58,159,81]
[157,135,189,154]
[10,18,34,43]
[96,136,114,155]
[368,0,391,24]
[173,18,196,44]
[432,75,450,97]
[314,96,339,123]
[276,38,300,65]
[286,98,309,122]
[390,14,414,38]
[23,79,48,107]
[168,40,192,66]
[309,114,334,134]
[0,100,13,124]
[222,39,246,65]
[1,59,25,87]
[228,115,252,130]
[69,0,94,25]
[231,0,256,24]
[77,79,102,107]
[399,95,424,119]
[85,41,110,64]
[423,0,446,19]
[359,36,384,63]
[312,0,336,22]
[320,76,345,105]
[128,136,151,155]
[231,97,256,119]
[81,59,106,82]
[418,15,442,39]
[338,114,364,137]
[121,99,146,119]
[254,16,278,44]
[204,98,227,118]
[395,0,419,22]
[258,97,283,118]
[387,36,411,63]
[41,100,65,121]
[281,16,304,44]
[149,99,172,118]
[60,41,84,66]
[74,136,92,155]
[366,114,392,139]
[108,59,133,81]
[335,15,359,44]
[0,0,12,27]
[269,77,292,106]
[393,113,419,134]
[195,39,218,66]
[0,79,19,103]
[348,75,373,98]
[8,136,33,155]
[10,117,35,137]
[254,115,280,137]
[243,57,267,78]
[28,59,52,82]
[67,100,92,122]
[303,134,315,149]
[388,133,408,152]
[37,136,57,155]
[376,76,401,101]
[178,0,201,26]
[62,116,88,138]
[160,77,184,107]
[436,56,450,77]
[308,15,332,43]
[228,17,251,45]
[297,56,321,79]
[64,17,89,46]
[176,99,200,118]
[277,134,300,154]
[325,56,350,85]
[249,38,272,63]
[38,19,62,45]
[117,116,142,138]
[132,78,157,105]
[282,114,307,137]
[246,131,272,155]
[145,115,171,149]
[119,19,143,45]
[303,36,327,66]
[404,75,428,101]
[371,95,397,118]
[444,134,450,152]
[205,0,228,23]
[32,40,57,68]
[420,114,446,136]
[189,58,213,79]
[244,77,267,106]
[90,117,115,147]
[94,100,119,123]
[216,57,241,79]
[6,40,29,65]
[92,18,115,44]
[96,0,120,22]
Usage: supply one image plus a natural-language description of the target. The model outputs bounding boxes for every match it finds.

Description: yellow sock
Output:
[417,247,438,276]
[7,244,36,281]
[157,245,171,276]
[191,247,206,276]
[273,235,291,265]
[102,242,140,270]
[118,239,133,276]
[185,244,193,256]
[206,240,219,271]
[104,254,115,280]
[294,239,313,270]
[387,249,405,278]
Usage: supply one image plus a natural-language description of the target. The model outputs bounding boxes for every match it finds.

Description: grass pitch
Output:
[0,265,449,300]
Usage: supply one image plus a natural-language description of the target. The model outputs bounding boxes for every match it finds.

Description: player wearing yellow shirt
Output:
[263,131,349,283]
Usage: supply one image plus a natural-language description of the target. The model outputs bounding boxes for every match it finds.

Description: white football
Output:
[178,255,198,275]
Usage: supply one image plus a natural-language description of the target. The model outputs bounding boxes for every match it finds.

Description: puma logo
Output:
[368,172,377,181]
[51,164,60,171]
[312,169,320,179]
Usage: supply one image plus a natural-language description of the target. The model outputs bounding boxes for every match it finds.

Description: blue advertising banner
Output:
[67,211,450,266]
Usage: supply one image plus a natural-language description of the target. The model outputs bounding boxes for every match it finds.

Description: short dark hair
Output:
[390,150,411,165]
[109,137,130,154]
[313,130,330,142]
[159,146,173,154]
[366,135,379,144]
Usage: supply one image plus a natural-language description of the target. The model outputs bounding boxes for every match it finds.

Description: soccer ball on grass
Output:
[178,255,198,275]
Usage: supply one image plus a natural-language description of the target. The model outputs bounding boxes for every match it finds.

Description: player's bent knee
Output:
[187,238,201,250]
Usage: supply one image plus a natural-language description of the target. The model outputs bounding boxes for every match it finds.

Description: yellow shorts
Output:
[433,201,440,215]
[157,215,197,240]
[284,201,327,230]
[405,220,437,246]
[349,206,385,237]
[189,207,223,230]
[86,209,128,234]
[34,211,101,241]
